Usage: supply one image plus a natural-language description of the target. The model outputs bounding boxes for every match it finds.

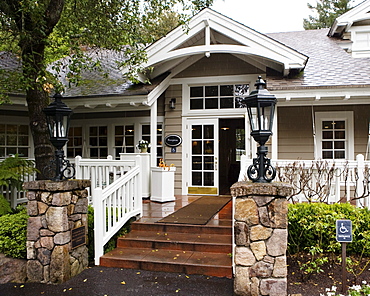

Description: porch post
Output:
[231,181,292,296]
[150,100,158,167]
[271,106,278,160]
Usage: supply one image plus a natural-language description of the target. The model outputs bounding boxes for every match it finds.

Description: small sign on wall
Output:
[71,225,87,249]
[164,134,182,147]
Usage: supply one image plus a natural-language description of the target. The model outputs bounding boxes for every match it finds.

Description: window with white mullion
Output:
[0,123,30,158]
[315,111,354,160]
[114,125,135,159]
[190,84,249,110]
[89,126,108,159]
[321,120,346,159]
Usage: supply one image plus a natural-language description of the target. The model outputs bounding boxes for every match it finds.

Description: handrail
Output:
[92,155,142,265]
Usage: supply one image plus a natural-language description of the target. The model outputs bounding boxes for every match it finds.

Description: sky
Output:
[210,0,364,33]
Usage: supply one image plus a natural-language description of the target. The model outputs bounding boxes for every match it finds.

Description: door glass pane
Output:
[204,125,214,139]
[192,172,202,185]
[192,125,202,139]
[204,156,214,170]
[192,156,202,170]
[204,140,214,154]
[204,172,214,186]
[192,141,202,154]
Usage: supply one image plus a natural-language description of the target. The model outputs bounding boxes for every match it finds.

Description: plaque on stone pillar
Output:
[71,225,86,249]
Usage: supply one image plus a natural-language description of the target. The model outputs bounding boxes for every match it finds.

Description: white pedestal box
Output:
[150,167,176,202]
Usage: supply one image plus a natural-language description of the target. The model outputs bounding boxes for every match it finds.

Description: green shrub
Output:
[0,207,28,258]
[0,194,12,216]
[288,203,370,256]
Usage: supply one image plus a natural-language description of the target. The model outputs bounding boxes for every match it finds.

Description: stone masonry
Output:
[23,180,91,284]
[231,181,293,296]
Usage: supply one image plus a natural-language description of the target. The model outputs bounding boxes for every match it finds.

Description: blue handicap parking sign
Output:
[336,220,352,243]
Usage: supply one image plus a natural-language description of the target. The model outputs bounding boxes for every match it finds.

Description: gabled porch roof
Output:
[144,8,308,80]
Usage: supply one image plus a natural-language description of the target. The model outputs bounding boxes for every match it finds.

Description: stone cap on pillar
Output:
[231,181,293,199]
[23,180,91,192]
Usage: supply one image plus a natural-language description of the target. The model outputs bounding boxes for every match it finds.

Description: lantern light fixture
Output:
[43,93,75,181]
[243,76,277,183]
[169,98,176,109]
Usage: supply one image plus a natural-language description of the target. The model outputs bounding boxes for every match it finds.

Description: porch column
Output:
[271,106,278,160]
[231,181,292,296]
[150,100,158,167]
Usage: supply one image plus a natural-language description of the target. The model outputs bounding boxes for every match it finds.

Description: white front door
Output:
[186,119,219,195]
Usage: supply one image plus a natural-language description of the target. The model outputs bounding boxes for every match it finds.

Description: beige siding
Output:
[278,106,314,160]
[174,54,260,78]
[277,104,370,160]
[163,84,183,194]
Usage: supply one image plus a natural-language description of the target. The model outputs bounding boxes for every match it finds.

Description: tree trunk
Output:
[22,46,54,180]
[26,87,54,180]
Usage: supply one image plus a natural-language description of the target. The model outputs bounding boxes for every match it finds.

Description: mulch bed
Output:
[287,254,370,295]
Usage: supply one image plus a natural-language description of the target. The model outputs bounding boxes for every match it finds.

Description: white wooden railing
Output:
[239,154,370,208]
[92,156,142,265]
[75,155,140,201]
[1,170,36,208]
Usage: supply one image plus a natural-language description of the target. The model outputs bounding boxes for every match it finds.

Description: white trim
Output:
[314,111,354,160]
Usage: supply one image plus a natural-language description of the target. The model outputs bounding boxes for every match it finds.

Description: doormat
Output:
[157,195,231,225]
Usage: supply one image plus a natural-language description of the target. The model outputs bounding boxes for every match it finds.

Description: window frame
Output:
[315,111,354,160]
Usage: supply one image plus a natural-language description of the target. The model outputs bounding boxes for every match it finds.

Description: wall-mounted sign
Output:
[164,134,182,147]
[71,225,87,249]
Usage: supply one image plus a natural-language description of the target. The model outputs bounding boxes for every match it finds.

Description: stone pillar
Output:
[24,180,91,284]
[231,181,292,296]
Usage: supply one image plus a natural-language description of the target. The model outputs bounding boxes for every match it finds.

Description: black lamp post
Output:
[244,76,277,183]
[43,93,75,181]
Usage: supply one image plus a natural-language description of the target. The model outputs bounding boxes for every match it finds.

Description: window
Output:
[142,124,163,164]
[114,125,135,159]
[89,126,108,158]
[315,112,354,160]
[0,124,29,158]
[190,84,249,110]
[67,127,83,157]
[321,120,346,159]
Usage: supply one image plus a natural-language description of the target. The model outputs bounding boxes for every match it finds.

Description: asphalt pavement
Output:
[0,266,233,296]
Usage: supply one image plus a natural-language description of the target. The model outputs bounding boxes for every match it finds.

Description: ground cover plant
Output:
[288,202,370,294]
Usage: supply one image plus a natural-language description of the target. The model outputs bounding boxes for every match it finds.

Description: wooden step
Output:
[100,221,233,278]
[100,247,232,278]
[117,230,232,253]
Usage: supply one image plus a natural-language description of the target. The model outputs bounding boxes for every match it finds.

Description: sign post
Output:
[336,219,352,294]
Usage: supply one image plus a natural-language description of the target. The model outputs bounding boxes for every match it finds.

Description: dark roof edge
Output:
[270,83,370,91]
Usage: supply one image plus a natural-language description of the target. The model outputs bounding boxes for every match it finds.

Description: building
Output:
[1,1,370,197]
